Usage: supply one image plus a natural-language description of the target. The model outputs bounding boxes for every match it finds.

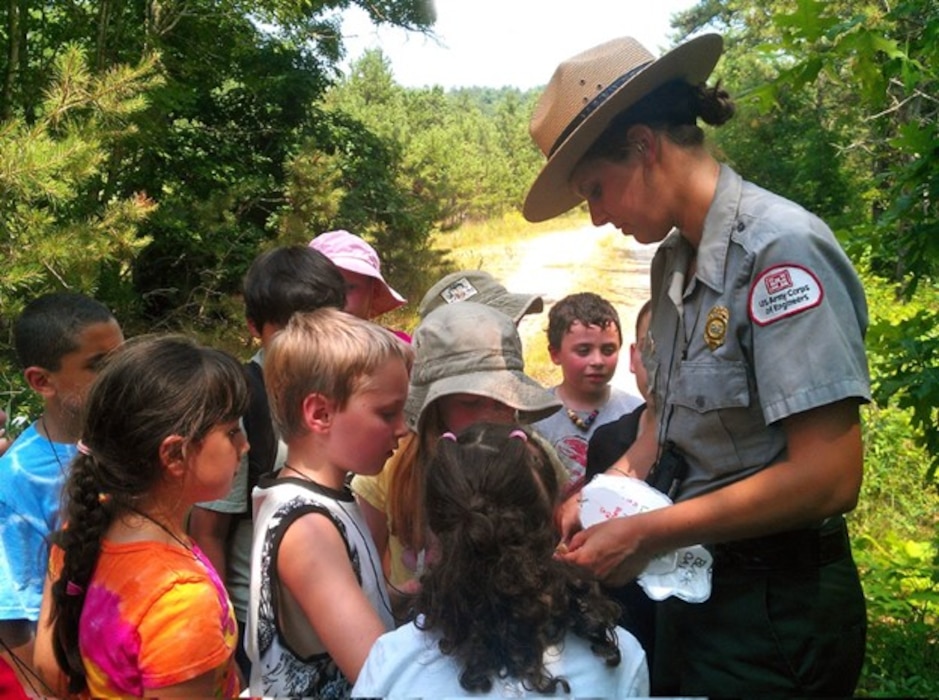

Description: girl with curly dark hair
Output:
[352,422,648,697]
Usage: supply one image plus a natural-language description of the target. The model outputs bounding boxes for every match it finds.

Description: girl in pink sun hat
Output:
[310,229,411,342]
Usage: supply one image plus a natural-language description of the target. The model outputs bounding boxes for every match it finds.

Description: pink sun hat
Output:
[309,230,407,317]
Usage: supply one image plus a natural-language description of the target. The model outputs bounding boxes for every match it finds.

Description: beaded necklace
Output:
[566,407,600,432]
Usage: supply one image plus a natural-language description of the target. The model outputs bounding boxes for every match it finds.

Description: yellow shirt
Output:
[351,433,418,589]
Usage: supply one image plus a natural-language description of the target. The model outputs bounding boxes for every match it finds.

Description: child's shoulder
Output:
[605,387,643,413]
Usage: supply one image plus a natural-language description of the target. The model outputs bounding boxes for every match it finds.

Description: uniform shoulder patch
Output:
[748,264,823,326]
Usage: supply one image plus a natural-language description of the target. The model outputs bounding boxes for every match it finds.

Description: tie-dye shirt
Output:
[51,539,239,697]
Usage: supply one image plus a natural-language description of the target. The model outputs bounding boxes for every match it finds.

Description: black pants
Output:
[652,517,866,697]
[235,618,251,684]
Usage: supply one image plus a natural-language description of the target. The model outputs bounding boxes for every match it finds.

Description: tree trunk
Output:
[1,0,20,120]
[95,0,112,71]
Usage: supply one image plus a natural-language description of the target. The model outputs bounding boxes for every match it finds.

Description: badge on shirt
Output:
[704,306,729,350]
[749,264,823,326]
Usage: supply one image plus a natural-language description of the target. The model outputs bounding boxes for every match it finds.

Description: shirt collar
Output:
[694,163,743,294]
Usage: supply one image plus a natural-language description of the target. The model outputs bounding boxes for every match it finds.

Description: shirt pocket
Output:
[672,360,750,412]
[667,359,772,480]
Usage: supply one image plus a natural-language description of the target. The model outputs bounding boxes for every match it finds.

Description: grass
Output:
[432,209,587,256]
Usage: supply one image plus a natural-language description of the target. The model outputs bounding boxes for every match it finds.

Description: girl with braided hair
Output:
[352,422,648,697]
[33,335,250,697]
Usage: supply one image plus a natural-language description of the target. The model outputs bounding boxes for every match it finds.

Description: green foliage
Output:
[324,49,544,226]
[0,43,159,326]
[853,525,939,697]
[768,0,938,286]
[868,307,939,479]
[855,403,937,539]
[274,106,445,303]
[852,372,939,696]
[0,44,160,438]
[0,0,441,436]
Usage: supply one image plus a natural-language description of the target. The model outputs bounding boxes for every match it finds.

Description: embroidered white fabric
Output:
[580,474,712,603]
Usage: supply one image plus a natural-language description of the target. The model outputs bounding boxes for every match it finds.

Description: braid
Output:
[50,454,113,694]
[42,334,250,694]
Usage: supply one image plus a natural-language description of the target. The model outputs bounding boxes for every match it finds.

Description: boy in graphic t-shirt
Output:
[532,292,641,496]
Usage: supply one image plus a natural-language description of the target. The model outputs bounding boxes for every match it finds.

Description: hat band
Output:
[548,60,653,157]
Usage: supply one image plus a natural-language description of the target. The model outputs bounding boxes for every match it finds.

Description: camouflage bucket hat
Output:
[405,302,561,430]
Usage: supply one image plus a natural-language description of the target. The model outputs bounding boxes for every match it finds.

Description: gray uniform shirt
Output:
[647,165,870,500]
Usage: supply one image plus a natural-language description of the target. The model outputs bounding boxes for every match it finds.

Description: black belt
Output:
[710,518,851,571]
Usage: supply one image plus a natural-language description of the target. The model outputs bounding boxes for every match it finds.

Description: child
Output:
[36,335,250,697]
[587,299,654,477]
[585,299,658,667]
[352,302,562,595]
[533,292,642,495]
[0,292,123,695]
[188,244,346,678]
[246,308,413,696]
[352,423,649,697]
[310,229,411,342]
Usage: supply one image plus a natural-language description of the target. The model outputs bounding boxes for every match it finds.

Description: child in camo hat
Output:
[350,302,562,606]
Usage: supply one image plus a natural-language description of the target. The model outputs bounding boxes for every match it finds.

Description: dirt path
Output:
[454,222,656,396]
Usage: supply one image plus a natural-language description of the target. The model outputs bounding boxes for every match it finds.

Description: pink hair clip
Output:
[509,429,529,442]
[440,431,457,442]
[76,440,92,456]
[65,580,84,596]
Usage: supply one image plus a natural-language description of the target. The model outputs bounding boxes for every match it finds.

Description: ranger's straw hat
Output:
[524,34,723,222]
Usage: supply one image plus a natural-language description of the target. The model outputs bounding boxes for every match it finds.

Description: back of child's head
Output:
[13,292,116,370]
[417,422,620,693]
[51,334,249,692]
[546,291,622,349]
[425,423,559,548]
[243,245,346,330]
[264,307,413,441]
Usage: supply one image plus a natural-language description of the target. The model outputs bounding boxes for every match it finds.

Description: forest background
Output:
[0,0,936,695]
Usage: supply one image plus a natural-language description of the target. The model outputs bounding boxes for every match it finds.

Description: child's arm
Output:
[1,619,36,696]
[278,512,388,683]
[355,496,390,577]
[33,572,69,698]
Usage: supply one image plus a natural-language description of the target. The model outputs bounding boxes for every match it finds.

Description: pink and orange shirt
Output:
[52,540,239,698]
